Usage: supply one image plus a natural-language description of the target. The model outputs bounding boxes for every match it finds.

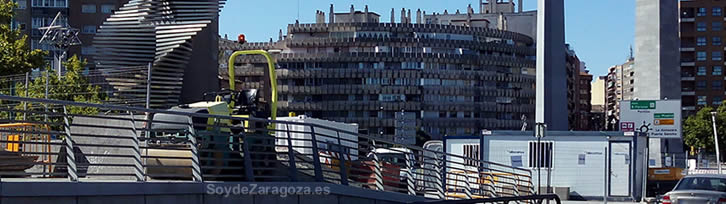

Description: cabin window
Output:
[463,144,480,166]
[528,142,553,168]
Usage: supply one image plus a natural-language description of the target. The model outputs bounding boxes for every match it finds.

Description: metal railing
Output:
[0,94,533,200]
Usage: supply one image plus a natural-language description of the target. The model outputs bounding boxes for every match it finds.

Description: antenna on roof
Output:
[628,45,634,61]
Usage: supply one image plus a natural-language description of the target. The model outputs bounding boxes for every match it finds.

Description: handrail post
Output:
[405,155,415,195]
[285,124,298,182]
[309,125,324,182]
[187,117,202,182]
[371,146,385,191]
[128,111,145,182]
[62,106,78,182]
[336,132,348,186]
[242,135,254,181]
[434,154,444,199]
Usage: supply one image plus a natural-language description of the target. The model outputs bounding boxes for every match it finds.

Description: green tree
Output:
[0,0,47,76]
[1,56,107,124]
[16,55,107,115]
[683,104,726,156]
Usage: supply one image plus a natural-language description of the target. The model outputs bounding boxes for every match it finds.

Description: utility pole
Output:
[23,72,29,120]
[146,63,152,109]
[535,123,546,193]
[44,70,49,123]
[712,112,721,174]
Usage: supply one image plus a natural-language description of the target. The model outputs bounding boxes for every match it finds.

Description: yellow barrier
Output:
[0,123,53,172]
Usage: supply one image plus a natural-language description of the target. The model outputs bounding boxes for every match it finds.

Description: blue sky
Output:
[219,0,635,78]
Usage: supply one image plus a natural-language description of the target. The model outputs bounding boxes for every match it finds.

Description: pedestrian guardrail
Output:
[0,94,533,200]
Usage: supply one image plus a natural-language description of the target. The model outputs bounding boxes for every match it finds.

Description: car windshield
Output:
[675,177,726,192]
[376,153,407,166]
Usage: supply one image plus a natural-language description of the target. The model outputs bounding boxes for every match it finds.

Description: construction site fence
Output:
[0,94,533,200]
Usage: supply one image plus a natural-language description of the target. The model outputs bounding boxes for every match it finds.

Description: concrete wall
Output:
[0,182,426,204]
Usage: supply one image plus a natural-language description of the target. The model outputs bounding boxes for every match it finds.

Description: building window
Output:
[697,81,707,90]
[698,66,708,75]
[698,96,708,105]
[715,37,723,46]
[528,142,553,168]
[81,25,95,34]
[714,22,723,31]
[715,66,723,75]
[713,80,723,89]
[81,4,95,13]
[463,145,480,166]
[698,37,707,46]
[697,51,707,61]
[101,4,114,13]
[32,16,67,28]
[715,7,723,16]
[16,0,26,9]
[699,8,708,16]
[698,22,707,31]
[31,0,66,8]
[715,96,724,105]
[714,51,723,61]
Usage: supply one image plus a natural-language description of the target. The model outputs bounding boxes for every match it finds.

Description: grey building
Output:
[634,0,681,101]
[634,0,682,156]
[223,5,537,140]
[424,0,536,41]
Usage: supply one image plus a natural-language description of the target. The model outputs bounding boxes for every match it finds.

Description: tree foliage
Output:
[0,0,47,76]
[1,56,107,126]
[16,55,107,115]
[683,104,726,155]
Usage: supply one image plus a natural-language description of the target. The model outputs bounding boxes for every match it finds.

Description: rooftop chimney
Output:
[407,9,411,24]
[391,8,395,23]
[480,0,484,14]
[364,5,369,23]
[518,0,523,13]
[329,4,334,23]
[416,9,422,24]
[401,8,406,23]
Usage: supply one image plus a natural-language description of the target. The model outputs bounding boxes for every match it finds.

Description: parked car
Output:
[661,174,726,204]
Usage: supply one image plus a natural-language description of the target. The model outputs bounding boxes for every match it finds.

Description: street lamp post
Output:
[711,112,721,174]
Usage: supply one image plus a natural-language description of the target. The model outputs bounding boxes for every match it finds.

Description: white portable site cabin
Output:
[274,116,359,161]
[443,131,647,200]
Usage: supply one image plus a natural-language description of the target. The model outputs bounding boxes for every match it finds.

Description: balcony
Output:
[682,18,695,22]
[683,106,696,111]
[682,91,695,95]
[680,47,695,52]
[681,58,695,66]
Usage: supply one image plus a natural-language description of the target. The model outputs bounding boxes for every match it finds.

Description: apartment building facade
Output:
[13,0,68,63]
[605,58,635,130]
[223,5,537,140]
[68,0,125,69]
[680,0,726,116]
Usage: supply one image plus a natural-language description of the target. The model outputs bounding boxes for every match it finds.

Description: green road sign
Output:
[631,101,656,109]
[654,113,675,119]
